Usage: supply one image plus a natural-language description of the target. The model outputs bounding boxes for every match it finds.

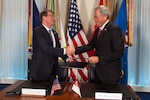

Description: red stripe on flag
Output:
[78,32,86,46]
[78,69,87,82]
[70,68,76,81]
[72,38,78,48]
[70,37,88,81]
[78,54,86,62]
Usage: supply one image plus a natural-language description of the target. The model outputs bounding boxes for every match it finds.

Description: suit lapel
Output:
[41,25,53,45]
[40,25,60,47]
[97,22,110,38]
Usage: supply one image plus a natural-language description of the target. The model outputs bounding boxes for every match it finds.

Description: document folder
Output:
[59,62,88,69]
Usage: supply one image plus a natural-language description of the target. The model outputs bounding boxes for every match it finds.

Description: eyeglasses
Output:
[47,15,54,17]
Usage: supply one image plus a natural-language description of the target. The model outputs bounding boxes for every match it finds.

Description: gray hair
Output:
[94,5,110,19]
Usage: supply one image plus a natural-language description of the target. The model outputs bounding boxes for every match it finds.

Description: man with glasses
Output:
[30,10,74,81]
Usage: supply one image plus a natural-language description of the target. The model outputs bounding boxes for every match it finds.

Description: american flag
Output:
[67,0,92,83]
[50,77,61,96]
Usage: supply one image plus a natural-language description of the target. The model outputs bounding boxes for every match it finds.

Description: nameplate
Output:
[95,92,122,100]
[21,88,46,97]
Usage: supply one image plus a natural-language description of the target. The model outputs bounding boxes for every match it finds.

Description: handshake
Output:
[65,46,75,55]
[65,46,99,64]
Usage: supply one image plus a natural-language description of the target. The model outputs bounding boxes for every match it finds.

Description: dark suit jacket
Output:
[30,25,67,81]
[75,22,124,82]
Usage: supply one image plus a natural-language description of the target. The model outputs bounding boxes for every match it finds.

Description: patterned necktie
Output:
[97,29,101,38]
[48,30,56,47]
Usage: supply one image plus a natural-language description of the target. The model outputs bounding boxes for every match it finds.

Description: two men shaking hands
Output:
[65,46,99,64]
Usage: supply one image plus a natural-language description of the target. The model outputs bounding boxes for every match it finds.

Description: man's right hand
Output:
[66,46,75,55]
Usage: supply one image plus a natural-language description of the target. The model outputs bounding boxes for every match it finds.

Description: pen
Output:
[6,91,20,95]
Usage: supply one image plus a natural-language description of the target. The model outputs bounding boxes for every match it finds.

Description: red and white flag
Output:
[50,77,61,96]
[72,79,81,97]
[67,0,93,83]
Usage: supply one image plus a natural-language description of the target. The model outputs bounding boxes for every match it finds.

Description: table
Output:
[0,80,140,100]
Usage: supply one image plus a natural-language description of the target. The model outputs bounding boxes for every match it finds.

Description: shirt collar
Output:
[99,20,109,30]
[42,24,52,31]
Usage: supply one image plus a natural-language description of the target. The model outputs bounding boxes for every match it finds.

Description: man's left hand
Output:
[88,56,99,64]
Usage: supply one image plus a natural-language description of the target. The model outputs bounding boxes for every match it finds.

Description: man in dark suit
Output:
[74,6,124,84]
[30,10,74,81]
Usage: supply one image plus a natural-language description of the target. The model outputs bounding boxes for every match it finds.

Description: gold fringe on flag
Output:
[28,0,32,46]
[128,0,133,46]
